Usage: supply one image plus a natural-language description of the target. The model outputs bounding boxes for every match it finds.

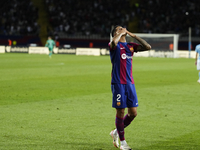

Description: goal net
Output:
[126,33,179,58]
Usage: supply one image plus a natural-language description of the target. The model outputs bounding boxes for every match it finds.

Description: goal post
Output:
[126,33,179,58]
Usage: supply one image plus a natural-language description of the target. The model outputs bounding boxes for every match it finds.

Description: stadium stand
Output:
[136,0,200,37]
[1,0,200,37]
[45,0,200,38]
[0,0,40,36]
[0,0,200,48]
[45,0,132,38]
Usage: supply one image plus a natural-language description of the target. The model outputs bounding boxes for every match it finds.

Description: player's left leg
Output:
[123,107,137,128]
[124,83,138,128]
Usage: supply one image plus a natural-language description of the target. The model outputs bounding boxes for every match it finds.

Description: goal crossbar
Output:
[130,33,179,58]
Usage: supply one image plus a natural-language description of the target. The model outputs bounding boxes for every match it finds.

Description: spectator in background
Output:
[8,39,12,46]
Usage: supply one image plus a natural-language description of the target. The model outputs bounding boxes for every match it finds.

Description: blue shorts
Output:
[111,83,138,108]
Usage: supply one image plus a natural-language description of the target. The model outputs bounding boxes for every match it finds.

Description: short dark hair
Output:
[111,25,121,37]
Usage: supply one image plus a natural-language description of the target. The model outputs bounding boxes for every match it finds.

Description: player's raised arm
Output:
[110,27,127,49]
[126,31,151,52]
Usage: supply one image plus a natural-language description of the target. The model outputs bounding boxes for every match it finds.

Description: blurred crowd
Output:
[1,0,200,37]
[137,0,200,36]
[0,0,39,36]
[46,0,132,38]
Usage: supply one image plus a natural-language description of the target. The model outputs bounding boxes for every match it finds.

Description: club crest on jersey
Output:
[129,47,134,52]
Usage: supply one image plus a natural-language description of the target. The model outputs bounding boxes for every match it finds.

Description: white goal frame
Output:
[128,33,179,58]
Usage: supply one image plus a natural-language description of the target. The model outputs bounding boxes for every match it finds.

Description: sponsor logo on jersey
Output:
[121,53,132,59]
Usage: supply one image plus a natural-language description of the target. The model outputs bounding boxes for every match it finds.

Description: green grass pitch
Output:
[0,53,200,150]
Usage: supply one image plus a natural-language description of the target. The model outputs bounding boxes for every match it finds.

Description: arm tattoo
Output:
[135,36,151,51]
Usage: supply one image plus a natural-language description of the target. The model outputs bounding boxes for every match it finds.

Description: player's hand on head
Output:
[122,28,127,35]
[116,27,127,36]
[118,28,126,36]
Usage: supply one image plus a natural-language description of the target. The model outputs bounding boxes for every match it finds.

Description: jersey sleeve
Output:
[108,42,117,51]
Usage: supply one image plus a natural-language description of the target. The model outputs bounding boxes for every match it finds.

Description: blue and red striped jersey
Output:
[108,42,139,84]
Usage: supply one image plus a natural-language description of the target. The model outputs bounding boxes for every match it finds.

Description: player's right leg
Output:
[110,129,119,148]
[116,108,132,150]
[116,108,125,141]
[110,83,126,148]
